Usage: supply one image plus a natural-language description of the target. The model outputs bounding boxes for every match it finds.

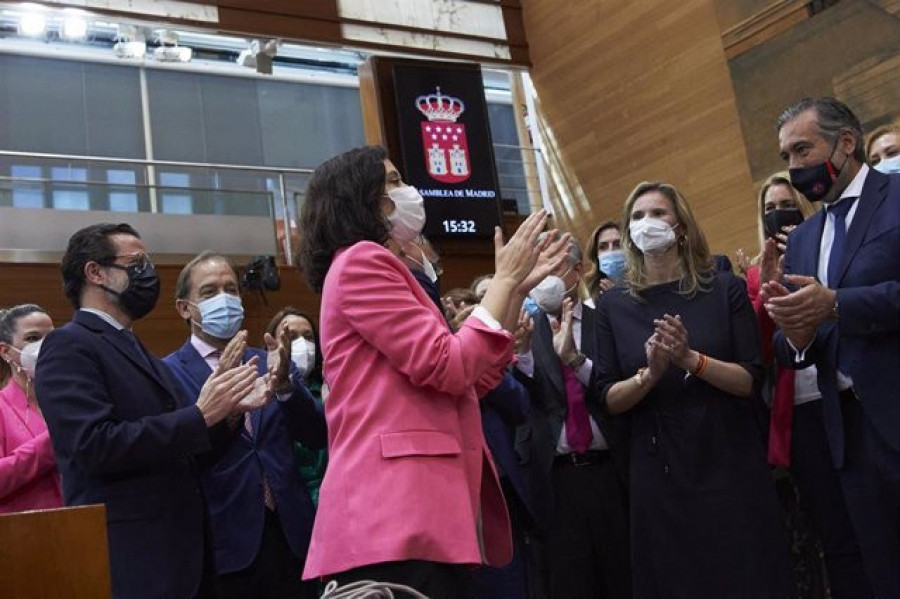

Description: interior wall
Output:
[0,263,321,357]
[726,1,900,182]
[522,0,758,258]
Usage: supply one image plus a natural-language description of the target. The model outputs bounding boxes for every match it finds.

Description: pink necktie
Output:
[562,362,592,453]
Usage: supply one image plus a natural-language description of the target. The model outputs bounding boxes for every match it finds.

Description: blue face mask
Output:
[874,155,900,175]
[192,293,244,339]
[599,249,626,281]
[522,296,541,317]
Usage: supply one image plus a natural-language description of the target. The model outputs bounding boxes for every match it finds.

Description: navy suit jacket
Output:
[514,304,629,530]
[774,170,900,467]
[163,341,327,574]
[480,371,538,529]
[35,310,211,599]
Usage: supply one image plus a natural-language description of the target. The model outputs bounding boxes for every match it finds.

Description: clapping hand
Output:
[735,248,751,275]
[513,309,533,354]
[232,373,274,414]
[516,232,571,296]
[763,275,834,350]
[264,328,293,394]
[643,332,670,385]
[550,298,577,362]
[653,314,694,371]
[495,210,569,289]
[448,304,475,331]
[213,330,248,376]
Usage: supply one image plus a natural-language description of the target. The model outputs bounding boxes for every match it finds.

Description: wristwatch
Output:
[567,353,587,369]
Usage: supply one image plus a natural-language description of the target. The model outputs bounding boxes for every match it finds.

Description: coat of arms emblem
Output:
[416,87,471,184]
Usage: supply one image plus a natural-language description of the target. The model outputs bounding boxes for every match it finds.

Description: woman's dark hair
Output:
[266,307,323,385]
[299,146,391,292]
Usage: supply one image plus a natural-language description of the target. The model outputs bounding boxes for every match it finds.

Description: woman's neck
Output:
[12,372,37,404]
[644,248,681,286]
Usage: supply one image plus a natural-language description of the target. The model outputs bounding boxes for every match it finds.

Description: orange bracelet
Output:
[691,353,709,377]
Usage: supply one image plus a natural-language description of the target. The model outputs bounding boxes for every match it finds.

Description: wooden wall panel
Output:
[523,0,758,258]
[0,217,523,357]
[0,505,112,598]
[0,263,320,358]
[727,0,900,182]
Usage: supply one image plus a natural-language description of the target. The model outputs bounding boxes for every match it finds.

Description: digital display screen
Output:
[392,62,503,239]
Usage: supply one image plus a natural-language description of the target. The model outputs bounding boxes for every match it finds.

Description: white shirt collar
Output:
[837,163,869,203]
[80,308,126,331]
[190,333,221,359]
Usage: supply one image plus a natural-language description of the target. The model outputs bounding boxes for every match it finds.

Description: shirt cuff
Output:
[786,336,814,363]
[575,357,593,386]
[515,350,534,378]
[275,382,294,402]
[471,305,503,331]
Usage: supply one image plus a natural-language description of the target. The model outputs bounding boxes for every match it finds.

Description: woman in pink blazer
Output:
[0,304,63,514]
[298,146,566,596]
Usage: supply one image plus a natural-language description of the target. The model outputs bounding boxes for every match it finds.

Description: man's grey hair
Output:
[776,97,865,164]
[174,251,234,300]
[539,230,582,268]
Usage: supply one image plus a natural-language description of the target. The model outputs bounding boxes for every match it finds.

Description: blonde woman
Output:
[866,123,900,173]
[594,182,791,596]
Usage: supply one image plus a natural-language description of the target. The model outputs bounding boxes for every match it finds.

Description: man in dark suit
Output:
[163,251,327,599]
[762,97,900,596]
[515,234,631,598]
[36,223,263,599]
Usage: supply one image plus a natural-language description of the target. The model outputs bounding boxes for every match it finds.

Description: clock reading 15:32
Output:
[442,220,477,234]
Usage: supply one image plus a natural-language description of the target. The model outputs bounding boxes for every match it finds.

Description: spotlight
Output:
[18,11,46,36]
[113,24,146,59]
[237,39,278,74]
[153,29,192,62]
[62,15,88,40]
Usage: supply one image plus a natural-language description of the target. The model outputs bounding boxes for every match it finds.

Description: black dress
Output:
[595,272,792,598]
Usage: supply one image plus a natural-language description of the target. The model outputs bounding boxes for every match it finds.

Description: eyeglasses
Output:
[104,253,154,274]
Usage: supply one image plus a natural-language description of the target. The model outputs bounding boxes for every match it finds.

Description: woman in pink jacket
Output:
[0,304,63,514]
[298,146,565,597]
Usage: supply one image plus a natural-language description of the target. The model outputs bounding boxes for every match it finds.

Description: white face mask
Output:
[874,155,900,175]
[8,339,43,379]
[529,270,575,314]
[629,217,677,254]
[386,186,426,245]
[290,337,316,377]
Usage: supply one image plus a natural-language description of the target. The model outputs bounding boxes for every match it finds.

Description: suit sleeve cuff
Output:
[575,357,593,386]
[514,350,534,378]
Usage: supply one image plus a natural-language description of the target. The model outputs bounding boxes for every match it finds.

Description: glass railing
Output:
[0,150,312,264]
[0,145,547,263]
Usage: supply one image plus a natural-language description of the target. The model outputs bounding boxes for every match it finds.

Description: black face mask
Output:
[101,263,161,320]
[788,139,846,201]
[763,209,804,240]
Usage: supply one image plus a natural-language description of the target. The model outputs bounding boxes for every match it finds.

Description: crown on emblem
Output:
[416,87,465,123]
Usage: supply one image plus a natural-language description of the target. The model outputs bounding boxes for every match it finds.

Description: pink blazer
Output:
[303,241,515,579]
[0,380,63,514]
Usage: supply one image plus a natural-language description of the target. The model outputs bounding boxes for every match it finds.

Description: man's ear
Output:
[839,130,857,159]
[175,298,192,322]
[84,261,104,285]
